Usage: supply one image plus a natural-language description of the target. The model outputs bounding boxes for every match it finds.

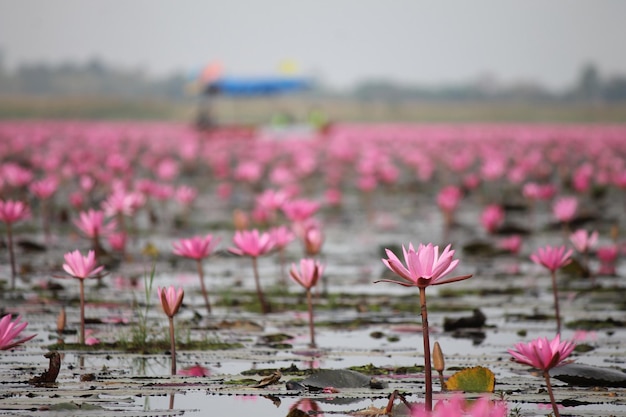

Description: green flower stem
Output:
[169,316,177,376]
[543,370,561,417]
[7,224,16,290]
[251,257,270,314]
[79,279,85,345]
[196,259,211,315]
[550,270,562,334]
[419,286,433,412]
[306,288,316,348]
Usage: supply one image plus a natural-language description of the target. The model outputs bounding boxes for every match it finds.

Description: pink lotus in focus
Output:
[0,314,36,350]
[508,334,576,417]
[509,334,575,370]
[379,243,471,288]
[378,242,471,411]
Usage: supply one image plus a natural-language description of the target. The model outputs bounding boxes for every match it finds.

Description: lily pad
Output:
[300,369,386,389]
[550,363,626,387]
[444,366,495,393]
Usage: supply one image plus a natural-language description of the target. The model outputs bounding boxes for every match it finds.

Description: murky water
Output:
[2,122,626,416]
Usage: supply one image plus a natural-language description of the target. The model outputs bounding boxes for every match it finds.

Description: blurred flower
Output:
[0,314,36,350]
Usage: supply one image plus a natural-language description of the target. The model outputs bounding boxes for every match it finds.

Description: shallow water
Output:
[2,123,626,416]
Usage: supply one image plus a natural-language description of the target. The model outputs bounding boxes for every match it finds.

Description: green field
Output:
[1,95,626,124]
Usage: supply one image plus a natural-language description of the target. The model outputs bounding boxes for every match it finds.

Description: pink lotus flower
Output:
[62,249,104,345]
[229,229,275,257]
[508,334,576,417]
[481,204,505,234]
[29,177,59,200]
[530,245,572,273]
[569,229,599,253]
[290,258,324,346]
[173,234,221,260]
[63,249,104,280]
[530,245,572,333]
[597,244,619,275]
[509,334,575,370]
[0,199,31,289]
[172,234,220,315]
[0,314,36,350]
[499,235,523,255]
[157,286,185,318]
[552,196,578,223]
[412,393,507,417]
[380,243,471,288]
[290,258,324,290]
[302,224,324,256]
[0,199,31,224]
[378,242,472,412]
[108,231,127,253]
[229,229,275,314]
[282,198,320,223]
[175,185,198,206]
[436,185,462,213]
[157,286,185,376]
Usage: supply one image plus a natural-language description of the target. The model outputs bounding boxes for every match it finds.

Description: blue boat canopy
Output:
[203,77,309,96]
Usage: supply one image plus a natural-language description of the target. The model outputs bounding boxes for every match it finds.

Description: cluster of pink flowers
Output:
[2,121,626,414]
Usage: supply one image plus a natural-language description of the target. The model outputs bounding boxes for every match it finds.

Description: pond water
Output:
[1,122,626,416]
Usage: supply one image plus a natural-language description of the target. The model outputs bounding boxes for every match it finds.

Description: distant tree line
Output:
[0,56,625,102]
[0,57,188,99]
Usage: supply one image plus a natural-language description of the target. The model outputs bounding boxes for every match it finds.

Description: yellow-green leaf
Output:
[444,366,495,393]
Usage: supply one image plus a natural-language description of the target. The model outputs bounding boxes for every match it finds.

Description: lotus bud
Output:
[433,341,446,391]
[433,341,445,372]
[233,209,249,231]
[57,307,66,333]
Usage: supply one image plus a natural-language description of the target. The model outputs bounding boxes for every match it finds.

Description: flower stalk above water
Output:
[508,334,576,417]
[377,242,472,411]
[530,245,572,334]
[229,229,275,314]
[172,234,221,315]
[0,199,31,290]
[62,249,104,345]
[289,258,324,347]
[157,286,184,375]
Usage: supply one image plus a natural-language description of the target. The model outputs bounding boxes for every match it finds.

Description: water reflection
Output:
[143,391,387,416]
[288,398,323,417]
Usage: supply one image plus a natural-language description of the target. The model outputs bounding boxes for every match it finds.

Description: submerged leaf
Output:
[444,366,495,393]
[550,363,626,387]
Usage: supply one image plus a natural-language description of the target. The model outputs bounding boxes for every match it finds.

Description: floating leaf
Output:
[444,366,495,393]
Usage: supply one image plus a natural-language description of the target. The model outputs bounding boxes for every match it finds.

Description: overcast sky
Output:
[1,0,625,91]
